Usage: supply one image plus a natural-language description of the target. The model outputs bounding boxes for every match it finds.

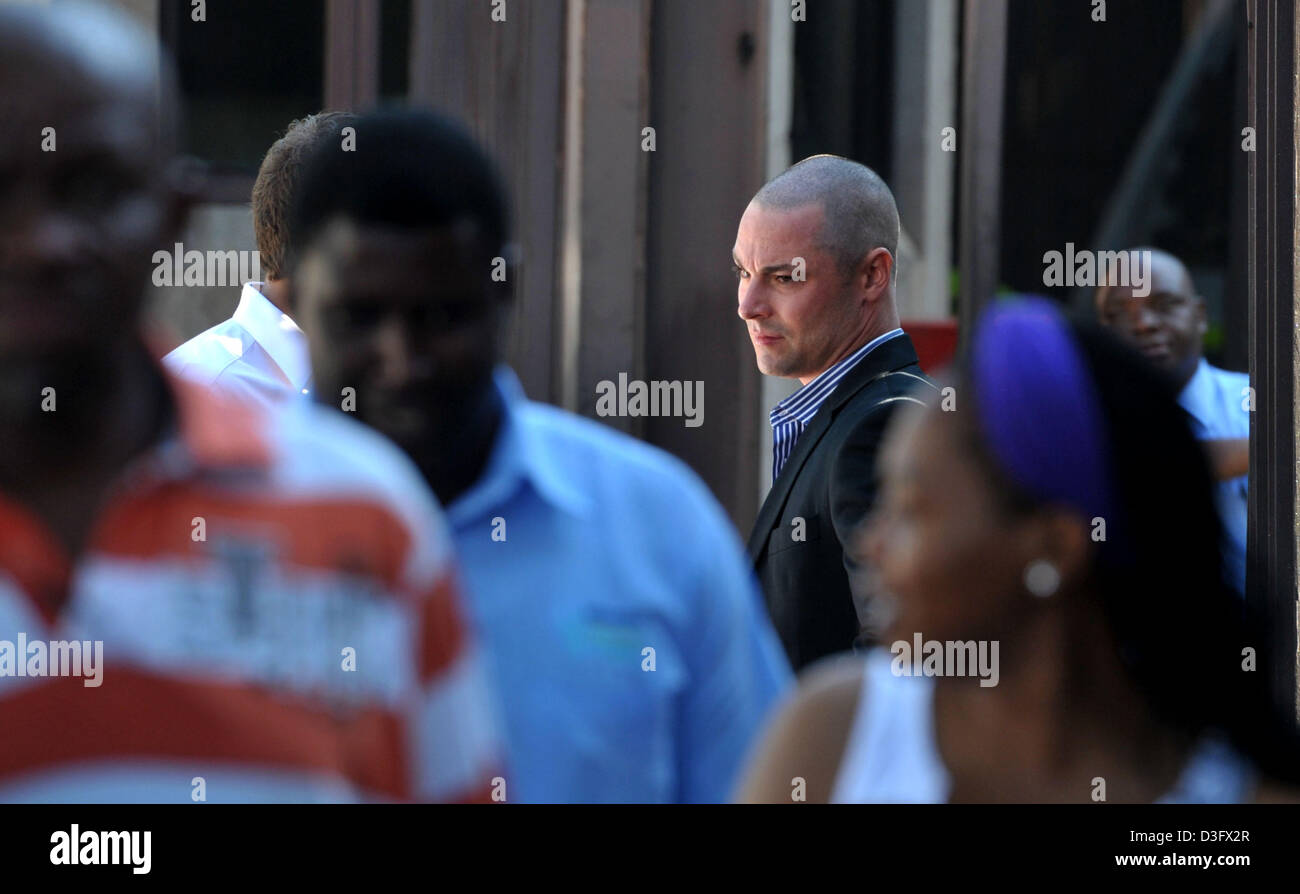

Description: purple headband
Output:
[970,297,1116,527]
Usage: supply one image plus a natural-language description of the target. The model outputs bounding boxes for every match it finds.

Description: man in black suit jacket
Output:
[732,156,937,670]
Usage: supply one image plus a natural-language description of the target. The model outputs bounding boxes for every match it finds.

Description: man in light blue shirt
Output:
[286,109,792,802]
[1176,357,1250,594]
[443,366,790,801]
[1096,248,1249,595]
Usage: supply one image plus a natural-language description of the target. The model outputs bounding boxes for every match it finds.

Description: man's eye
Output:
[330,304,383,330]
[774,274,792,284]
[353,306,385,327]
[732,265,748,280]
[56,171,124,211]
[411,300,486,330]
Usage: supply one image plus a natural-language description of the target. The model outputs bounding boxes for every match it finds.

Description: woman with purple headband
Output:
[738,297,1300,803]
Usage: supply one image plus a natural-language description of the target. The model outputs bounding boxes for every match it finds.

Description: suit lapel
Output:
[746,333,926,561]
[746,407,835,557]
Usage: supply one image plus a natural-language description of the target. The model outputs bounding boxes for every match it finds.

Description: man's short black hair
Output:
[288,107,509,269]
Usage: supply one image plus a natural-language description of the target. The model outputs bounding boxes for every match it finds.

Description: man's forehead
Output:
[743,200,823,230]
[4,96,153,155]
[316,218,485,260]
[1100,282,1187,304]
[1148,254,1194,295]
[735,201,828,258]
[0,54,159,158]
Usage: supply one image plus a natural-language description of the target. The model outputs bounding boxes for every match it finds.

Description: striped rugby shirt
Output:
[769,328,905,482]
[0,374,502,802]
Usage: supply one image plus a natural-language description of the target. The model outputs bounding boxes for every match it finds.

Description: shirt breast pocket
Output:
[767,512,822,556]
[554,606,686,794]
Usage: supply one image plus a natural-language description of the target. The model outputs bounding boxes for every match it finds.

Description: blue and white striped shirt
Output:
[769,328,905,483]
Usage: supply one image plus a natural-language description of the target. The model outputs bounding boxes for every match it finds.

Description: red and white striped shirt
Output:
[0,375,502,802]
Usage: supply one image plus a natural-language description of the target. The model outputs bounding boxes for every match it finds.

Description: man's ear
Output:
[859,247,893,300]
[1194,295,1208,336]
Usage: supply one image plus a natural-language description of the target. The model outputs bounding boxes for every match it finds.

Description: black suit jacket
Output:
[747,333,937,670]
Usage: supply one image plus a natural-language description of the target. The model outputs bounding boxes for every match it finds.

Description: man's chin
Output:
[754,350,796,379]
[365,410,434,455]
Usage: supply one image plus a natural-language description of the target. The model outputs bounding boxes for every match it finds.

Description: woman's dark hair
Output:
[960,311,1300,786]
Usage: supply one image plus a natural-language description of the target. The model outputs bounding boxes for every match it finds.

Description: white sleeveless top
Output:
[831,649,1255,803]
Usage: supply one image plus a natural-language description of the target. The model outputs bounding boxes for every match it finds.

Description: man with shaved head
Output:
[1096,248,1250,595]
[0,2,501,801]
[734,155,937,669]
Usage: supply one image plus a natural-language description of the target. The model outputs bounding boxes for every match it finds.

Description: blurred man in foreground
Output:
[165,112,354,408]
[288,108,792,802]
[1096,248,1249,595]
[0,3,499,802]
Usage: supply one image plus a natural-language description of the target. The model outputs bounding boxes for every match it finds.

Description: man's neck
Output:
[420,383,506,508]
[1173,355,1202,393]
[798,320,901,387]
[258,278,292,315]
[0,341,170,557]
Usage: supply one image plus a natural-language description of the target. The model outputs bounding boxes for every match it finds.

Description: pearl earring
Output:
[1024,559,1060,598]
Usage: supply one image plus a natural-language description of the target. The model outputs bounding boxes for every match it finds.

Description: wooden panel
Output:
[1246,0,1299,720]
[570,0,652,430]
[957,0,1007,356]
[409,0,565,403]
[326,0,381,110]
[644,0,766,528]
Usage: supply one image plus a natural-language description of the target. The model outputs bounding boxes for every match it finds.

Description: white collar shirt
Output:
[163,282,313,410]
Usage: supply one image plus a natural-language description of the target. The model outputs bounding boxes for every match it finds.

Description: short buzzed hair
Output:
[753,155,900,281]
[252,111,354,279]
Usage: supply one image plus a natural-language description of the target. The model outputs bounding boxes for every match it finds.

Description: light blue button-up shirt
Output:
[444,367,793,802]
[1178,358,1250,595]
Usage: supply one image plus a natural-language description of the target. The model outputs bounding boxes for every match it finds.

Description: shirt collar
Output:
[445,366,593,526]
[770,327,904,427]
[1176,357,1213,426]
[231,282,313,392]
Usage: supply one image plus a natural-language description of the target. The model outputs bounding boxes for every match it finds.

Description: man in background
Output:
[164,113,353,409]
[0,3,498,802]
[1096,247,1250,595]
[288,108,791,802]
[733,155,938,670]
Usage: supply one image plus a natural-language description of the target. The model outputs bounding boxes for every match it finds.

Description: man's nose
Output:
[737,278,768,321]
[4,209,87,271]
[373,315,419,386]
[1131,302,1161,333]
